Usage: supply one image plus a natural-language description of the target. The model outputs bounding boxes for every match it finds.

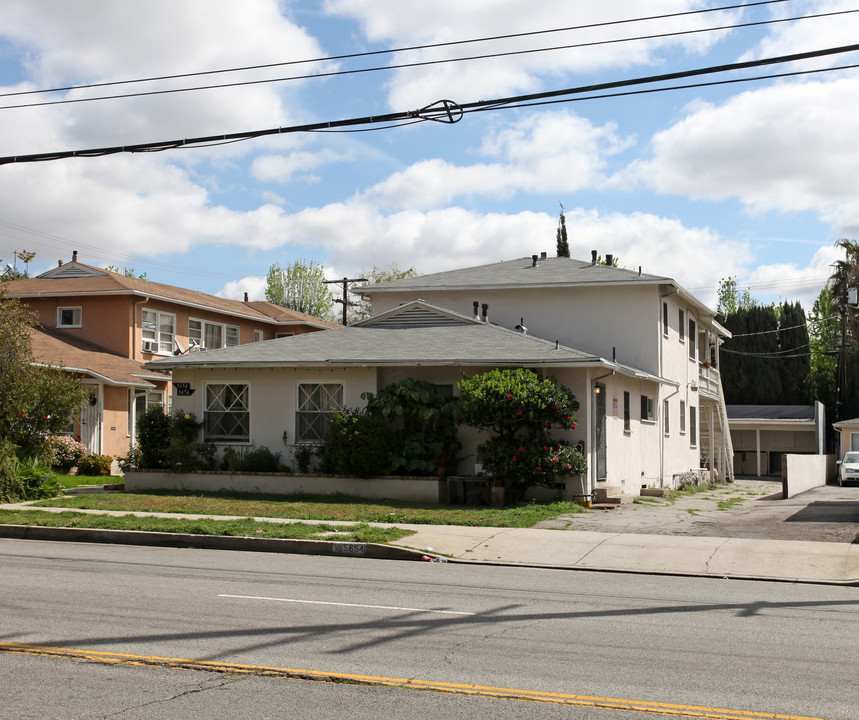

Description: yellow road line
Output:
[0,643,832,720]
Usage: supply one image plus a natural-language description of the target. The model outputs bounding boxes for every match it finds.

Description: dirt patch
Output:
[537,479,859,543]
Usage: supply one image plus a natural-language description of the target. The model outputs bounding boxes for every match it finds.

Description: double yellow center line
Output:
[0,643,832,720]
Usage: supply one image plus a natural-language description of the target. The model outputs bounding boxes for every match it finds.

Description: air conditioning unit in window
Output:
[141,340,157,353]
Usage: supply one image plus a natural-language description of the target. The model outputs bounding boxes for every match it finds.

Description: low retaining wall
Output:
[783,454,833,498]
[124,470,444,504]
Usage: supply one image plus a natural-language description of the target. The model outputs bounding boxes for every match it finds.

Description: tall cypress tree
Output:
[556,207,570,258]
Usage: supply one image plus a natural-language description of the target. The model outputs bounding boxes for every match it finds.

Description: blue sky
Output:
[1,0,857,312]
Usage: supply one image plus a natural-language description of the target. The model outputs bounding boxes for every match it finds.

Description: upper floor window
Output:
[662,302,669,337]
[680,400,687,434]
[189,319,240,350]
[663,400,670,435]
[57,307,82,328]
[679,309,685,342]
[253,329,264,343]
[640,394,655,422]
[688,318,697,360]
[623,391,631,432]
[690,405,698,447]
[141,309,175,353]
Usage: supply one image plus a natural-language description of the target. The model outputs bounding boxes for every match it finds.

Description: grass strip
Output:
[0,509,413,544]
[34,491,584,528]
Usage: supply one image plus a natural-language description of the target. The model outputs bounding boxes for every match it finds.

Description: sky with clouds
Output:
[1,0,857,312]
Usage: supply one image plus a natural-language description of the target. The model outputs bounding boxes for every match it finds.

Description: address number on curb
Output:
[332,543,367,556]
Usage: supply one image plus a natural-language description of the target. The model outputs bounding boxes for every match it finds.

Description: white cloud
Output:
[251,149,345,183]
[365,110,632,209]
[324,0,729,109]
[218,275,268,301]
[625,77,859,234]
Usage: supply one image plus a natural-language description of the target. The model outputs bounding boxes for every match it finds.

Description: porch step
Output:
[600,493,636,505]
[594,485,622,503]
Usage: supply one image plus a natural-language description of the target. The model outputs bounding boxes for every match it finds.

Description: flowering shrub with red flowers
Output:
[457,368,586,500]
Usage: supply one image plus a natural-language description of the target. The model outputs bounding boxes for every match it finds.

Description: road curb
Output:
[0,524,434,562]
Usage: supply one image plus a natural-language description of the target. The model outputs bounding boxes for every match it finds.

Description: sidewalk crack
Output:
[703,537,732,575]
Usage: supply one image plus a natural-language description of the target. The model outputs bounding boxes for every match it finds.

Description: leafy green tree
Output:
[778,301,810,404]
[457,368,585,502]
[352,263,419,321]
[361,378,460,475]
[556,206,570,258]
[265,259,335,321]
[806,284,839,412]
[716,276,754,318]
[0,290,86,456]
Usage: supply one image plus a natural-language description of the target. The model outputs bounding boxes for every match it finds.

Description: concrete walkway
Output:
[1,481,857,585]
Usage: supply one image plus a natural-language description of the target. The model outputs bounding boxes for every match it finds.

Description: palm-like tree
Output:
[830,238,859,337]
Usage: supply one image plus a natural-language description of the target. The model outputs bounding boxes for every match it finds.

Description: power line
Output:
[3,43,858,166]
[0,0,794,103]
[2,6,850,112]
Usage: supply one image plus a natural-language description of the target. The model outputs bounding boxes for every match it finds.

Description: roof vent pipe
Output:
[605,253,613,266]
[639,266,642,276]
[58,260,63,267]
[515,317,527,335]
[540,251,547,260]
[531,254,538,267]
[243,292,249,302]
[555,340,559,350]
[473,301,480,319]
[72,250,78,262]
[481,303,489,323]
[613,346,616,363]
[591,250,597,265]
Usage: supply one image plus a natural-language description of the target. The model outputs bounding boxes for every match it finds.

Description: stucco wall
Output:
[125,470,444,503]
[784,454,832,498]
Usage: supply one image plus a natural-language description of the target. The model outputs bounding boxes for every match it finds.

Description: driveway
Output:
[536,479,859,543]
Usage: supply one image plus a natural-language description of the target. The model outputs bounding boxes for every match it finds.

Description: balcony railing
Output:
[697,363,721,397]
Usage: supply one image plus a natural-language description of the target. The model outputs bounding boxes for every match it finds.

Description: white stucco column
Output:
[755,428,761,477]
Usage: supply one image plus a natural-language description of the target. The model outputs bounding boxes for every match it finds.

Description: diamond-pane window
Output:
[204,384,249,442]
[296,383,343,443]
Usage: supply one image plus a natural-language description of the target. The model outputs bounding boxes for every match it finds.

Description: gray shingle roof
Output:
[352,255,670,295]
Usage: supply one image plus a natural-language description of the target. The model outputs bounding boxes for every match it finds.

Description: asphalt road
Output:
[1,539,857,719]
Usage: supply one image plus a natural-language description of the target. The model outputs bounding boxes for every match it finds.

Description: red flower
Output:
[512,456,517,462]
[516,409,523,415]
[565,415,571,420]
[518,446,524,452]
[18,413,25,418]
[552,457,558,462]
[572,423,577,429]
[566,463,572,469]
[537,466,542,472]
[542,421,548,426]
[553,404,558,409]
[507,394,513,400]
[455,419,460,424]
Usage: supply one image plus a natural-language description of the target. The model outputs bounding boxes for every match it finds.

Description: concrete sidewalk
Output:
[1,500,857,585]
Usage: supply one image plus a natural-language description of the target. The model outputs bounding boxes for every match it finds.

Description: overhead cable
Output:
[2,43,858,166]
[0,0,794,102]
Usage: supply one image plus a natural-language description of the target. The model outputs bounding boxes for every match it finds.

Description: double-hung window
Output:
[679,309,685,342]
[189,319,240,350]
[296,383,343,443]
[623,391,630,432]
[689,405,697,447]
[689,318,697,360]
[204,383,249,442]
[663,400,670,435]
[640,395,655,422]
[57,307,82,328]
[142,309,175,353]
[680,400,687,434]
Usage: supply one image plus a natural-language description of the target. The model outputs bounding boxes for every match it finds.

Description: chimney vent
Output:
[531,254,538,267]
[473,300,480,319]
[515,317,527,335]
[591,250,597,265]
[605,253,613,266]
[243,292,249,302]
[540,251,547,260]
[481,303,489,323]
[72,250,78,262]
[58,260,63,267]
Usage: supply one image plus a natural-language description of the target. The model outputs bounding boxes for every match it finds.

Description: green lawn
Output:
[33,490,585,528]
[0,509,412,543]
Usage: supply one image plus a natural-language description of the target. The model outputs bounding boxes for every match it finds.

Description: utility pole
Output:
[837,265,849,423]
[324,276,367,325]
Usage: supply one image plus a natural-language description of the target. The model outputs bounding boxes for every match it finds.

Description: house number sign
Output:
[174,383,195,396]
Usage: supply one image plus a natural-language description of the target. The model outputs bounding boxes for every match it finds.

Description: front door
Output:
[80,384,101,454]
[595,383,607,482]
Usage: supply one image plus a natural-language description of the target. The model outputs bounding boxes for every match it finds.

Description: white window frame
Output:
[690,405,697,448]
[689,317,697,360]
[57,306,82,328]
[254,329,264,342]
[851,432,859,452]
[662,301,669,337]
[141,309,175,354]
[203,382,250,443]
[679,309,685,343]
[663,399,670,436]
[128,388,165,438]
[640,394,655,423]
[296,382,344,443]
[189,318,241,350]
[680,400,687,434]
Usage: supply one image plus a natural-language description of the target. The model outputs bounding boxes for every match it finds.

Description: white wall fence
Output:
[782,454,835,498]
